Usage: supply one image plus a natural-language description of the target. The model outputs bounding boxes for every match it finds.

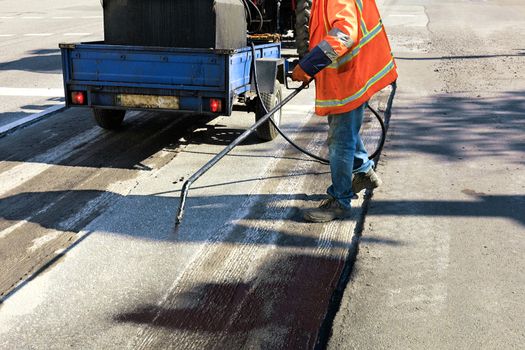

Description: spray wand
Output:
[175,81,309,225]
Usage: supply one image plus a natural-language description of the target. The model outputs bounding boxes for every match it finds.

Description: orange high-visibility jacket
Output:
[298,0,397,116]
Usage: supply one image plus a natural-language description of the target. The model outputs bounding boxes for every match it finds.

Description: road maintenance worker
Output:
[292,0,397,222]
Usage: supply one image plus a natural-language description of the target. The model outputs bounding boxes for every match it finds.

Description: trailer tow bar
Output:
[175,83,308,225]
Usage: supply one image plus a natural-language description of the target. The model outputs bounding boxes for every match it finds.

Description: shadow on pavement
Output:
[368,194,525,226]
[0,98,65,127]
[0,190,379,248]
[0,189,525,241]
[2,90,522,172]
[390,90,525,164]
[0,50,62,74]
[0,109,325,169]
[113,253,345,348]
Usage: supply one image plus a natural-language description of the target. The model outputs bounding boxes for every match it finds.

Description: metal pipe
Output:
[175,83,307,225]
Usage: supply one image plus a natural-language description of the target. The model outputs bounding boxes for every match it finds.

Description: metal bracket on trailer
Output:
[250,58,285,94]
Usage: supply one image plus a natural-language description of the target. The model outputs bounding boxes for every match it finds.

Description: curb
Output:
[0,104,67,138]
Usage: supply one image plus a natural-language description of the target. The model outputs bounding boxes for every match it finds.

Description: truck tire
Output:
[255,81,282,142]
[295,0,312,58]
[92,108,126,130]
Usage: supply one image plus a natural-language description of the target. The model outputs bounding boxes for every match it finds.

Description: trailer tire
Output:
[255,81,282,142]
[295,0,312,58]
[93,108,126,130]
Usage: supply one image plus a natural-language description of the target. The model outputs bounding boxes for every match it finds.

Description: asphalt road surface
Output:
[0,40,388,349]
[1,0,524,349]
[0,0,102,127]
[328,0,525,349]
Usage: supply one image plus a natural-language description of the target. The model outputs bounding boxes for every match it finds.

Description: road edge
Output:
[0,104,67,138]
[313,86,396,349]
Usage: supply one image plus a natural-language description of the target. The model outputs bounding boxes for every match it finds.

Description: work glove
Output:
[291,64,312,83]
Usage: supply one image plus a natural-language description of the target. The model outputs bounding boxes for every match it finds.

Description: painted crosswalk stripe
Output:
[0,87,63,97]
[63,33,92,36]
[24,33,54,37]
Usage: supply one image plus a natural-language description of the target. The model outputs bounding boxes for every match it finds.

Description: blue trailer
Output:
[59,41,285,140]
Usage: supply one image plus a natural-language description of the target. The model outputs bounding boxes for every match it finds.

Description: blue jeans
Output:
[327,104,374,209]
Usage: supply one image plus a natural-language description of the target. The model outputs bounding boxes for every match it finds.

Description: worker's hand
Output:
[291,64,312,83]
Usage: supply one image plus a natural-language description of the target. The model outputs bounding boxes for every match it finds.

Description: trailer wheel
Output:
[92,108,126,130]
[256,81,282,142]
[295,0,312,58]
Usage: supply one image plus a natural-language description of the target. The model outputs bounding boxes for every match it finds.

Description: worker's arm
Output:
[292,0,359,82]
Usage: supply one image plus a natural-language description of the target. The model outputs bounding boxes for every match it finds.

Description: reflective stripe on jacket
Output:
[299,0,397,116]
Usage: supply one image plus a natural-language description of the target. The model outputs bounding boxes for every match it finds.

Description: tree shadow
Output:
[0,50,62,74]
[0,190,362,249]
[368,193,525,226]
[390,90,525,164]
[2,187,522,252]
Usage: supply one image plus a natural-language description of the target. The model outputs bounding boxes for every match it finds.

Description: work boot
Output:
[352,168,383,194]
[303,197,352,223]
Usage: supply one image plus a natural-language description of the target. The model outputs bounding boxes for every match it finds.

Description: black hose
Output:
[241,0,253,26]
[250,43,329,163]
[245,0,264,32]
[250,43,389,164]
[365,102,386,160]
[176,45,393,224]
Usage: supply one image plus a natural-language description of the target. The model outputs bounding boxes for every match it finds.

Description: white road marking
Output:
[63,33,91,36]
[0,110,141,198]
[28,232,62,252]
[0,126,101,198]
[57,191,115,231]
[1,16,101,20]
[0,87,63,97]
[0,34,15,37]
[23,33,53,37]
[383,5,430,52]
[0,221,27,240]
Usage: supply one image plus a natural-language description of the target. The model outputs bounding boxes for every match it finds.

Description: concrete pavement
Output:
[328,0,525,349]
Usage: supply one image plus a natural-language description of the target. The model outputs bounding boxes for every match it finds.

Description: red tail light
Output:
[210,98,222,113]
[71,91,86,105]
